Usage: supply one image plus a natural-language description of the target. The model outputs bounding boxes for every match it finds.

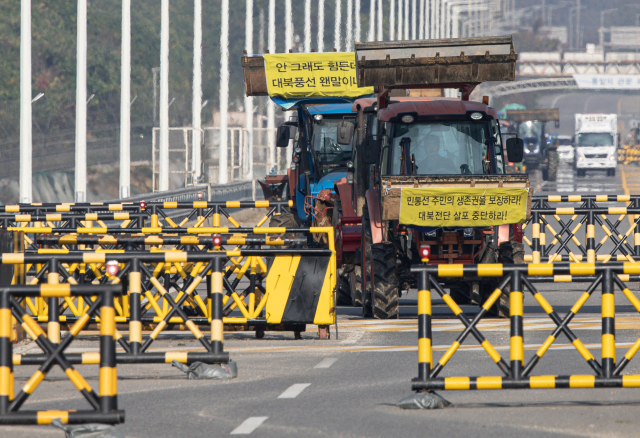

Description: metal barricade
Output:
[525,195,640,263]
[0,284,125,425]
[411,262,640,392]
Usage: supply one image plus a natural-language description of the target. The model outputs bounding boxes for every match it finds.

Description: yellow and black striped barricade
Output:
[0,213,147,231]
[5,228,336,344]
[33,234,307,253]
[144,200,293,231]
[0,202,138,214]
[5,253,231,366]
[411,262,640,392]
[525,195,640,264]
[0,283,124,425]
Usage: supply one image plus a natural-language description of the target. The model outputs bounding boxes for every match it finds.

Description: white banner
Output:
[573,75,640,90]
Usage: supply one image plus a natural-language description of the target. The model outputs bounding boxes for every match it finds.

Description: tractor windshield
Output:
[311,117,354,172]
[385,121,497,175]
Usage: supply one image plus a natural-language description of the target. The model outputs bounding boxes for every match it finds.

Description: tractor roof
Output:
[351,97,498,120]
[307,103,355,115]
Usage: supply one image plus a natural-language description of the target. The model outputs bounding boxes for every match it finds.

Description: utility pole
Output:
[219,0,229,184]
[397,0,403,40]
[120,0,131,198]
[355,0,361,43]
[335,0,342,50]
[346,0,353,49]
[192,0,203,184]
[390,0,396,40]
[419,0,424,39]
[268,0,276,172]
[318,0,325,51]
[368,0,375,42]
[412,0,416,40]
[75,0,87,202]
[576,0,581,50]
[305,0,311,52]
[378,0,383,41]
[245,0,254,180]
[159,0,170,191]
[20,0,32,204]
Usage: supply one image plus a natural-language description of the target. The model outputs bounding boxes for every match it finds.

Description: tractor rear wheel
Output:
[363,204,400,319]
[335,267,352,305]
[349,265,363,307]
[331,195,352,305]
[480,244,510,318]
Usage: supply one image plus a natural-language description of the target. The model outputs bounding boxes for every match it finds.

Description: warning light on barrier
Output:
[140,201,146,211]
[212,234,222,249]
[419,244,430,262]
[197,192,203,200]
[106,260,119,277]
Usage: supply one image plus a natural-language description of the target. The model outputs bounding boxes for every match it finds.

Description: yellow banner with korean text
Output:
[399,188,529,228]
[263,52,374,100]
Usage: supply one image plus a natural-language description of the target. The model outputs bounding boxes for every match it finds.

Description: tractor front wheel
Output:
[362,204,400,319]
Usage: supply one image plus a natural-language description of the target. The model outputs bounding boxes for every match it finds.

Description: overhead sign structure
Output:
[263,52,374,100]
[573,75,640,90]
[399,188,529,228]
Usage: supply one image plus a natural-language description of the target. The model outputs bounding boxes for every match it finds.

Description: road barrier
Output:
[0,284,125,425]
[0,200,293,232]
[6,254,231,366]
[525,195,640,263]
[2,227,337,340]
[618,146,640,165]
[411,262,640,391]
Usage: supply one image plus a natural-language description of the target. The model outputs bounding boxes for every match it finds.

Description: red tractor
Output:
[333,36,530,318]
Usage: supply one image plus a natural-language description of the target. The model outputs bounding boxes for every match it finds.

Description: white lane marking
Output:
[278,383,311,399]
[314,358,338,369]
[231,417,269,435]
[341,330,364,344]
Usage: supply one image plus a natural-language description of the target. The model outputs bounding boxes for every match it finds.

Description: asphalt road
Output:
[4,164,640,437]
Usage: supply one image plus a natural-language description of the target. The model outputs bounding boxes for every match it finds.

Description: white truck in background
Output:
[574,114,618,177]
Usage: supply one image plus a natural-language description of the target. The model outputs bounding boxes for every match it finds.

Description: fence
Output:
[411,262,640,392]
[151,127,286,191]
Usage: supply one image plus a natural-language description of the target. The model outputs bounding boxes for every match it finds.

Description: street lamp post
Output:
[20,0,32,204]
[75,0,87,202]
[120,0,131,199]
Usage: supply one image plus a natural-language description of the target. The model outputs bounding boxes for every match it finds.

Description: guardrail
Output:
[0,284,125,425]
[411,262,640,392]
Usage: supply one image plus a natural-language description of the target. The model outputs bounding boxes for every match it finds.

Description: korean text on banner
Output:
[399,188,529,228]
[263,53,374,100]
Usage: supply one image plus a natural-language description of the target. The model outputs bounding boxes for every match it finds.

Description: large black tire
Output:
[331,195,352,305]
[349,265,363,307]
[547,150,558,181]
[336,267,352,305]
[480,244,510,318]
[363,204,400,319]
[450,287,471,305]
[268,212,300,229]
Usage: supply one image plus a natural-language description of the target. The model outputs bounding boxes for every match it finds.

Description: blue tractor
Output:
[260,99,358,305]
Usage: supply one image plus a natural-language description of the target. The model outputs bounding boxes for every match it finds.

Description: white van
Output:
[555,135,574,163]
[574,114,617,177]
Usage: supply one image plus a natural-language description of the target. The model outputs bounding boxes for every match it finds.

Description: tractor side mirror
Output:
[361,137,381,164]
[337,121,355,145]
[506,137,524,163]
[276,125,291,147]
